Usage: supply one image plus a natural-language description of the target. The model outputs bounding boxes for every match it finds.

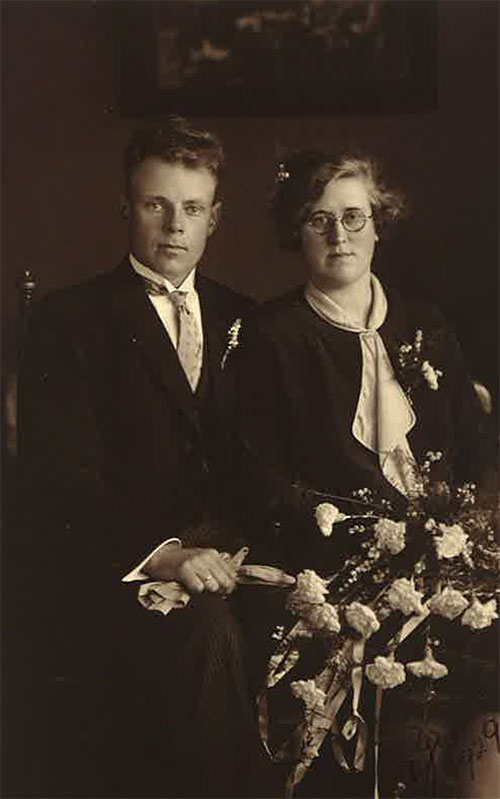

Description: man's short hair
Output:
[124,116,225,195]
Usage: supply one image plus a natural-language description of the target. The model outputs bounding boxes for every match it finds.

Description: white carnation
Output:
[374,518,406,555]
[290,679,326,711]
[345,602,380,639]
[305,602,341,635]
[366,655,406,689]
[461,597,498,630]
[386,578,424,616]
[407,648,448,679]
[429,586,469,620]
[314,502,346,537]
[434,523,468,559]
[288,569,329,613]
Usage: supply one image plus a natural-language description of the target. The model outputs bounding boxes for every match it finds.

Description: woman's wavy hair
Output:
[272,148,406,251]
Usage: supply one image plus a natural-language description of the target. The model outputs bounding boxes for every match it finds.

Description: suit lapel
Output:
[197,276,228,410]
[110,260,200,429]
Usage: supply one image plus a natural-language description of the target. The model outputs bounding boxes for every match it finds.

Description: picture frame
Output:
[111,0,438,117]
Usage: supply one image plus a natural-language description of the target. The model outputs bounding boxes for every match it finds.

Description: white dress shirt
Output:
[129,252,204,352]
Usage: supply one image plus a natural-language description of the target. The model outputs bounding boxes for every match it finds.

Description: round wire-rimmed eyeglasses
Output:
[306,208,373,234]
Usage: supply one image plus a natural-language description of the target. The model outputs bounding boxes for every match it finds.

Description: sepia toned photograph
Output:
[1,2,498,799]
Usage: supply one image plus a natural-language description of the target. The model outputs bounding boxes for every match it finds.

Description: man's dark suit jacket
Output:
[6,259,281,799]
[16,257,253,676]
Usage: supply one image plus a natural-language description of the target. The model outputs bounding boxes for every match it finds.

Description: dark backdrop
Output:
[2,0,499,400]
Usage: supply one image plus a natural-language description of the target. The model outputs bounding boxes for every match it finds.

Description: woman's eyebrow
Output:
[311,206,364,213]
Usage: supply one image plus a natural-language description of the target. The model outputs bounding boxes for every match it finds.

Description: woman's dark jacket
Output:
[231,284,496,573]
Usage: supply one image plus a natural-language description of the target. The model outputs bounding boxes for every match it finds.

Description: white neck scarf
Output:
[305,274,417,497]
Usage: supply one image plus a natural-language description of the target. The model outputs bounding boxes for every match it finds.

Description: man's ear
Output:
[119,195,130,220]
[208,201,222,236]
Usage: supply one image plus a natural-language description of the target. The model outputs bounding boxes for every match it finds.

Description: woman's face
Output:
[300,175,377,292]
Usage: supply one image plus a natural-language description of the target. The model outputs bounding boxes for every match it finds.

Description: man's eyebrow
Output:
[140,194,207,204]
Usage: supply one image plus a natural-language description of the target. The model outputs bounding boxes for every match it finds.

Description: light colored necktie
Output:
[169,290,202,391]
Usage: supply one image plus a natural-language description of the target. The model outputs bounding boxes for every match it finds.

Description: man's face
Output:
[123,158,220,286]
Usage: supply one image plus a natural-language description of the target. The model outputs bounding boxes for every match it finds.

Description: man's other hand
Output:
[144,546,238,595]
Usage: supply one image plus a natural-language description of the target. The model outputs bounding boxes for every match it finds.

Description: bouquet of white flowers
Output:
[255,452,499,797]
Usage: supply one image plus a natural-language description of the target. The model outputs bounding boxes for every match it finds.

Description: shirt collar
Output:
[129,252,197,295]
[305,273,387,333]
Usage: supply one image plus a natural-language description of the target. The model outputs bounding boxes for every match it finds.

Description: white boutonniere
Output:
[396,328,443,395]
[420,360,442,391]
[221,317,242,369]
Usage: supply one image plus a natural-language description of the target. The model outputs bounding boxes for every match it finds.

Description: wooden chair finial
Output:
[19,269,36,312]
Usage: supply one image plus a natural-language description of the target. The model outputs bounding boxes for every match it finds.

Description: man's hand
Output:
[143,545,238,595]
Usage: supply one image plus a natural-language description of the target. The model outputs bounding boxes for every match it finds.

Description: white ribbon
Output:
[372,601,432,799]
[343,639,368,772]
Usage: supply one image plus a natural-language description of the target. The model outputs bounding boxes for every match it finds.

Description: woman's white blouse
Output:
[304,274,417,497]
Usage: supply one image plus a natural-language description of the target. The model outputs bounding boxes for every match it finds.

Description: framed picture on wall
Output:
[111,0,438,117]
